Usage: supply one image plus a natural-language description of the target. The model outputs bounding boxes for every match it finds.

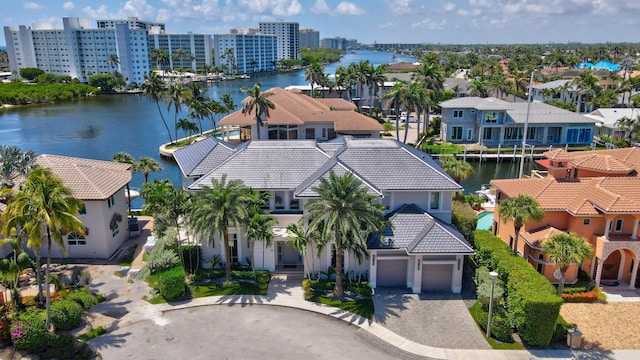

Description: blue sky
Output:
[2,0,639,46]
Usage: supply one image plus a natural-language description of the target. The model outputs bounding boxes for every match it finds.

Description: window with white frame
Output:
[583,218,591,226]
[484,112,498,124]
[615,219,624,232]
[112,222,119,238]
[68,232,86,246]
[453,110,464,119]
[107,195,115,208]
[505,127,523,140]
[483,127,493,140]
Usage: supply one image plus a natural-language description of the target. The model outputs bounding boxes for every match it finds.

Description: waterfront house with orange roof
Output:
[491,147,640,288]
[217,87,383,142]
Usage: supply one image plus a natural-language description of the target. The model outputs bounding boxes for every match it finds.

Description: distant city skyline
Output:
[2,0,639,46]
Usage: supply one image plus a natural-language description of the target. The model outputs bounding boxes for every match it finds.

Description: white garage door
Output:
[377,259,408,287]
[422,264,453,292]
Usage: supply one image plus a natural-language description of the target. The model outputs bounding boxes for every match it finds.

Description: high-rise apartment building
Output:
[4,17,150,84]
[259,21,300,61]
[97,17,165,33]
[213,33,277,74]
[148,33,213,72]
[299,29,319,48]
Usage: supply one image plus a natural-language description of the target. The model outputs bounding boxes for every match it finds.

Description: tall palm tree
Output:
[439,155,475,183]
[542,232,593,295]
[221,93,236,115]
[245,208,277,273]
[287,220,322,279]
[108,54,119,75]
[469,79,490,97]
[177,118,199,143]
[305,61,325,98]
[150,48,169,72]
[368,64,387,114]
[382,82,409,140]
[188,175,252,282]
[240,82,275,140]
[498,194,545,254]
[0,145,36,188]
[166,83,190,143]
[334,65,349,100]
[2,168,84,330]
[133,157,162,183]
[171,48,187,72]
[141,72,173,144]
[572,70,601,113]
[304,171,385,298]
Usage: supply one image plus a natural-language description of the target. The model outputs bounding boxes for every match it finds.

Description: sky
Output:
[2,0,639,46]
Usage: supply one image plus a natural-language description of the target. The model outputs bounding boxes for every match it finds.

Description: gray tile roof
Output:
[532,79,576,90]
[173,137,236,177]
[506,101,596,124]
[189,140,331,190]
[368,204,474,254]
[295,159,382,198]
[439,97,513,111]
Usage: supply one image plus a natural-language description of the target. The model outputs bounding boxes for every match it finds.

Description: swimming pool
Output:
[476,211,494,230]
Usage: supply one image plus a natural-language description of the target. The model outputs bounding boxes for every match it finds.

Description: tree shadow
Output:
[371,287,413,325]
[87,331,131,351]
[528,349,615,360]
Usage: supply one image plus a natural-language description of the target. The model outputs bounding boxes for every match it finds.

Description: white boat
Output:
[125,188,140,200]
[475,185,496,209]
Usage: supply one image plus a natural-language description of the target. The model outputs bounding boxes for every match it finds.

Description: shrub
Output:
[180,245,202,275]
[475,266,504,308]
[553,315,573,343]
[66,289,99,309]
[10,309,47,352]
[561,288,603,303]
[42,333,93,360]
[149,266,186,301]
[474,230,562,347]
[256,272,271,283]
[137,245,180,279]
[452,201,478,243]
[51,299,83,330]
[78,326,106,342]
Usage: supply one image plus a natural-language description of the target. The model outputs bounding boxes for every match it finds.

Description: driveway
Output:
[372,288,490,349]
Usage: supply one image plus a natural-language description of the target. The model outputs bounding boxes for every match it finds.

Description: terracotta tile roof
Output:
[36,154,131,200]
[543,148,640,175]
[218,87,383,131]
[520,225,564,248]
[385,62,419,71]
[491,176,640,215]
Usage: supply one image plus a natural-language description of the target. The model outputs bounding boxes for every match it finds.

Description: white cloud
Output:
[410,18,446,30]
[335,1,364,15]
[24,2,44,10]
[237,0,302,16]
[63,2,75,10]
[389,0,413,15]
[442,2,456,12]
[311,0,331,14]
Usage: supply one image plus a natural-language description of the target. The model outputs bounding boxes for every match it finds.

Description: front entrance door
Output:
[229,235,238,264]
[277,241,301,265]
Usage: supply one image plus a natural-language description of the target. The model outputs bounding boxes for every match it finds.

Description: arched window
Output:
[68,232,86,246]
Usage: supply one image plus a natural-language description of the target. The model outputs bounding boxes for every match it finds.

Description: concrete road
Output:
[91,305,414,360]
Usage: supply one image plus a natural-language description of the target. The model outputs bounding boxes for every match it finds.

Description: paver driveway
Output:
[372,288,490,349]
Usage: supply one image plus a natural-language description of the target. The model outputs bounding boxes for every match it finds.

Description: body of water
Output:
[5,51,534,209]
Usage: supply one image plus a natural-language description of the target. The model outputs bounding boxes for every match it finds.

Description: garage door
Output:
[377,259,407,287]
[422,264,453,292]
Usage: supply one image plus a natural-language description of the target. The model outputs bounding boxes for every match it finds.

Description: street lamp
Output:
[518,70,536,179]
[486,271,499,338]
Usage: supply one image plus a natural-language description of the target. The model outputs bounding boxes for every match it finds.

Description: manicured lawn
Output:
[306,291,374,320]
[189,281,262,298]
[468,302,524,350]
[78,326,106,342]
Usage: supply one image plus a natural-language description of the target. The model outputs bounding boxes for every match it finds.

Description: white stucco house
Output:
[174,136,474,293]
[26,155,132,259]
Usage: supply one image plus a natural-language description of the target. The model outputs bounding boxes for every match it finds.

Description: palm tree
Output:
[304,171,385,298]
[498,194,545,254]
[245,208,277,273]
[382,82,409,140]
[171,48,187,72]
[469,79,490,97]
[188,175,252,282]
[166,83,190,143]
[439,155,475,183]
[0,145,36,188]
[141,72,173,144]
[287,220,321,279]
[334,65,349,99]
[305,61,325,98]
[177,118,199,143]
[368,64,388,114]
[150,48,169,72]
[108,54,120,75]
[111,151,134,164]
[240,82,275,140]
[133,157,162,183]
[542,232,593,295]
[572,70,601,113]
[221,93,236,115]
[2,168,84,330]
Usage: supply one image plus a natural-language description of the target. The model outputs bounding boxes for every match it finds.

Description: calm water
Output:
[5,50,529,208]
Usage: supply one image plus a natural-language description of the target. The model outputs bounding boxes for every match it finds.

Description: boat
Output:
[125,188,140,200]
[475,185,496,209]
[239,74,250,79]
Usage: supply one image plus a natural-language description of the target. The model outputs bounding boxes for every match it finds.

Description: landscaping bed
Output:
[560,302,640,350]
[302,279,374,319]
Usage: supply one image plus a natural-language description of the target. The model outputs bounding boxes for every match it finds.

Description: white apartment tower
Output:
[213,33,278,74]
[3,17,150,85]
[259,20,300,61]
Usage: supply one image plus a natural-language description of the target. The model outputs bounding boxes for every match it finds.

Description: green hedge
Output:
[474,230,562,347]
[150,265,186,301]
[66,289,99,309]
[51,299,83,330]
[10,309,47,352]
[451,201,478,243]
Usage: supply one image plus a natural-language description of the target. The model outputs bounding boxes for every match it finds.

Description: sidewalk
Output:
[113,274,640,360]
